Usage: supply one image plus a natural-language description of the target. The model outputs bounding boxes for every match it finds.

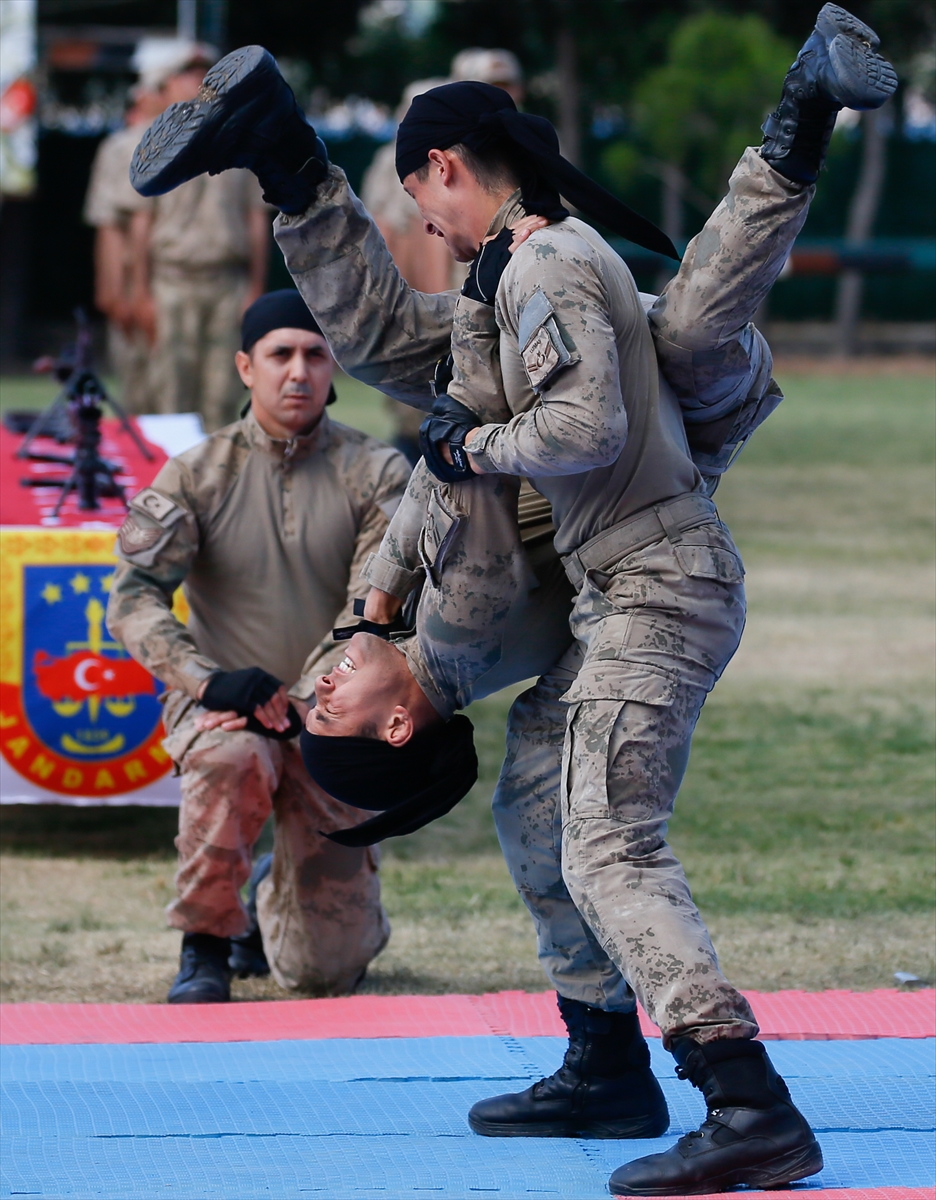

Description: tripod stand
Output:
[17,311,154,518]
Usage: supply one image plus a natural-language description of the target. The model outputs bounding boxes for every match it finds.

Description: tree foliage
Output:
[634,13,792,196]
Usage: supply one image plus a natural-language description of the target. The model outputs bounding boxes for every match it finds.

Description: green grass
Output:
[0,370,395,435]
[2,362,934,994]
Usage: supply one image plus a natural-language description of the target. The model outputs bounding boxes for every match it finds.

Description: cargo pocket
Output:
[561,661,677,822]
[418,486,467,587]
[672,528,744,585]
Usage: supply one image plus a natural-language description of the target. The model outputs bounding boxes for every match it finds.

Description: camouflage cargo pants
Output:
[161,693,390,994]
[493,510,756,1047]
[150,266,248,432]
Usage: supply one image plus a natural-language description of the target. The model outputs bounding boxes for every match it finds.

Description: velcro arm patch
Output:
[517,289,579,393]
[117,488,191,568]
[129,486,186,527]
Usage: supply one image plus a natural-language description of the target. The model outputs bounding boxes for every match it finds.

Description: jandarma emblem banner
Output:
[0,529,177,797]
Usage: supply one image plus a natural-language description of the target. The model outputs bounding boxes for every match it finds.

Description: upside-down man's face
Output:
[309,634,415,743]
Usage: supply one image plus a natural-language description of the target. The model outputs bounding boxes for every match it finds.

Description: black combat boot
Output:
[229,853,272,979]
[167,933,232,1004]
[608,1038,822,1195]
[130,45,328,212]
[468,996,669,1139]
[760,3,896,185]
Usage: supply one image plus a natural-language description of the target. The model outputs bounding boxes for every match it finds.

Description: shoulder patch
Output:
[117,514,162,556]
[518,289,555,351]
[517,288,579,393]
[130,487,184,526]
[523,328,564,391]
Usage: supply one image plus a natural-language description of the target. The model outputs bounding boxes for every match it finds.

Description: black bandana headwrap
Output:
[395,81,678,259]
[241,289,324,352]
[300,715,478,847]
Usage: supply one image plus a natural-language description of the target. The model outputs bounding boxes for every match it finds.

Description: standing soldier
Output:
[129,45,271,430]
[129,5,895,1190]
[82,39,185,411]
[106,290,410,1004]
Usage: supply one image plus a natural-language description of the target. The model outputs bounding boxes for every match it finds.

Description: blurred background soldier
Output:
[361,49,524,464]
[128,43,271,431]
[81,40,183,412]
[106,290,411,1003]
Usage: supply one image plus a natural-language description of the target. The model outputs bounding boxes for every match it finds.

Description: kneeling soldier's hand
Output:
[419,395,483,483]
[201,667,303,739]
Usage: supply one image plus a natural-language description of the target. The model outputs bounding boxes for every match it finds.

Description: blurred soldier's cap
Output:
[450,48,523,87]
[132,38,218,92]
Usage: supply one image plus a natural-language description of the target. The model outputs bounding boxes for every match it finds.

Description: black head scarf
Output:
[300,715,477,847]
[241,289,324,352]
[395,81,678,260]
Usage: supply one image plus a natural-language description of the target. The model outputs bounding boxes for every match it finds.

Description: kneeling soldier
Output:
[106,290,410,1003]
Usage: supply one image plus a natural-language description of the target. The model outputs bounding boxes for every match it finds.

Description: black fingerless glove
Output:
[243,704,304,741]
[202,667,283,716]
[419,394,483,484]
[461,227,514,305]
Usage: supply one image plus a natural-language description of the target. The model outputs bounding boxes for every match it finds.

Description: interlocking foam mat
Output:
[3,987,934,1044]
[0,993,933,1199]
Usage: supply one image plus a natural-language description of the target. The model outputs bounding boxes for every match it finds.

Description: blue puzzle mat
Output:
[1,1037,934,1199]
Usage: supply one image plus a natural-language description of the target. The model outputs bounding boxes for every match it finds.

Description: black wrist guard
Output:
[333,598,410,642]
[419,394,482,484]
[202,667,283,716]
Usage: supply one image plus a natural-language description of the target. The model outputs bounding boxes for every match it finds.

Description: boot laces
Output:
[675,1109,727,1150]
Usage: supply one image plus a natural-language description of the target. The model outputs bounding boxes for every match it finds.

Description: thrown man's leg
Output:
[650,2,896,493]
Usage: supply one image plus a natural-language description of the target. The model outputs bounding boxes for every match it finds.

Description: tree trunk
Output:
[834,106,889,357]
[555,21,581,168]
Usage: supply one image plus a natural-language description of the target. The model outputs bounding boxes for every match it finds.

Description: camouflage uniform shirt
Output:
[106,407,410,701]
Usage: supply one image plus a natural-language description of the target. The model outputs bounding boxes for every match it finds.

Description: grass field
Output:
[1,358,934,1003]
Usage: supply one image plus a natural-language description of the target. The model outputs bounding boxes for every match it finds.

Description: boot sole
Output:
[131,45,279,196]
[469,1112,670,1140]
[815,4,897,109]
[609,1137,824,1196]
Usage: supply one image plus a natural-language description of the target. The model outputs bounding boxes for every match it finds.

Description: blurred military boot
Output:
[760,4,897,184]
[167,932,231,1004]
[229,852,272,979]
[608,1038,822,1195]
[468,996,669,1138]
[130,45,328,212]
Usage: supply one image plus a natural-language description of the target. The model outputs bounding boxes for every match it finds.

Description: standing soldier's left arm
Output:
[288,446,411,700]
[466,236,641,479]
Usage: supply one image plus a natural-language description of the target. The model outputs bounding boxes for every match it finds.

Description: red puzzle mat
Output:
[2,988,932,1045]
[0,419,167,527]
